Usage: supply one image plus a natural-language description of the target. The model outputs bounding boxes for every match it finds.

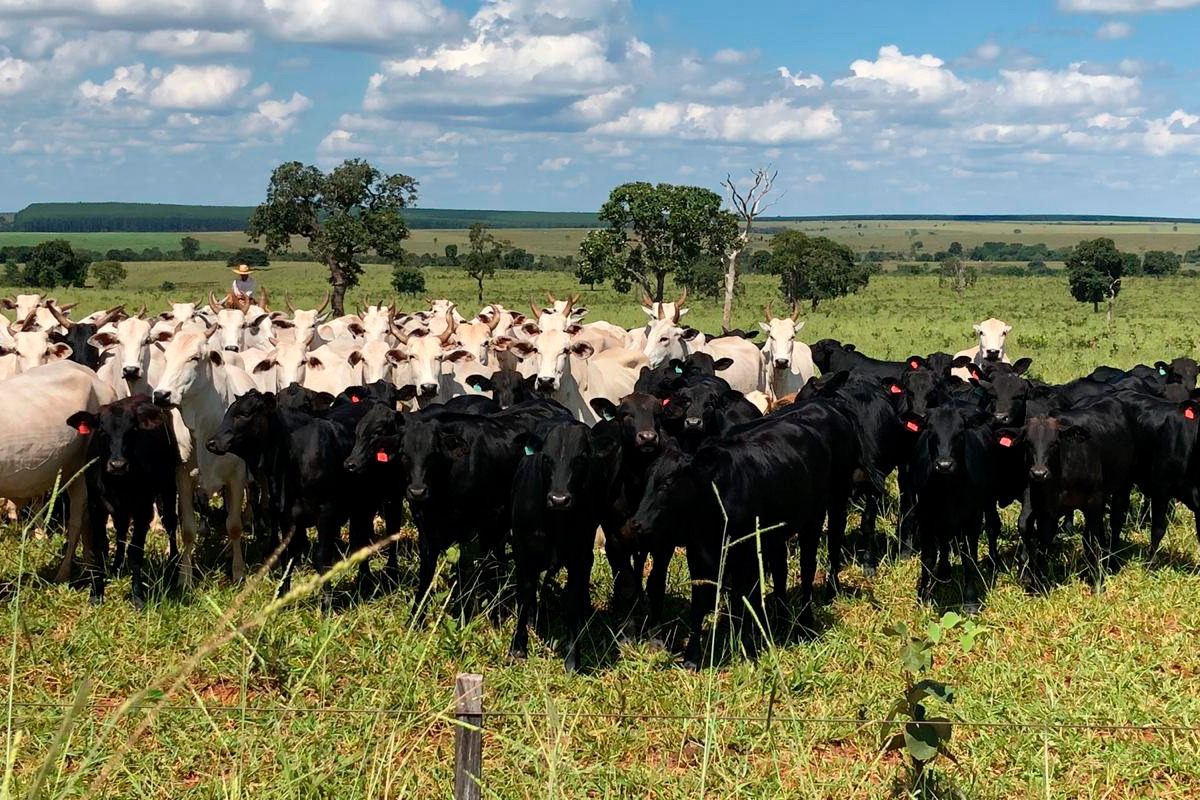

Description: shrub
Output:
[91,260,128,289]
[391,265,426,295]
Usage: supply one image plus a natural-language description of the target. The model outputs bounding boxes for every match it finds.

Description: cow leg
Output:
[960,515,983,616]
[984,504,1001,566]
[897,468,917,559]
[798,527,819,635]
[174,465,198,589]
[858,489,878,577]
[1084,504,1106,594]
[767,538,790,633]
[111,511,130,573]
[1147,495,1169,559]
[55,478,91,584]
[412,531,438,620]
[348,508,374,597]
[380,501,403,590]
[827,496,848,599]
[276,524,300,598]
[727,552,760,662]
[223,478,247,583]
[916,522,938,604]
[1017,494,1044,588]
[158,489,179,563]
[682,544,719,671]
[509,551,537,661]
[1109,489,1131,566]
[85,502,108,605]
[645,544,673,629]
[128,507,152,610]
[314,517,342,614]
[562,539,595,673]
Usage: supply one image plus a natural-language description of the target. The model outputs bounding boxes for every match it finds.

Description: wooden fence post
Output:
[454,672,483,800]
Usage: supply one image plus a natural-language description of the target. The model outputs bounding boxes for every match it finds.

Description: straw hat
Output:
[232,264,254,277]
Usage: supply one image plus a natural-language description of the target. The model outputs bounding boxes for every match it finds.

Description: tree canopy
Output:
[464,222,504,303]
[1066,237,1125,312]
[20,240,89,289]
[246,159,417,315]
[1141,249,1181,277]
[769,230,873,310]
[575,182,738,301]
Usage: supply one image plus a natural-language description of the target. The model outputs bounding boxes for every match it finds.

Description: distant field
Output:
[6,219,1200,260]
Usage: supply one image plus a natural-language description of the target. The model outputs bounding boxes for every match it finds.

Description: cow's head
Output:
[973,318,1011,362]
[206,389,274,459]
[6,310,71,372]
[153,327,221,408]
[519,422,594,511]
[589,393,664,454]
[399,417,470,503]
[345,402,404,474]
[1158,356,1199,389]
[391,313,470,399]
[971,357,1033,425]
[465,364,533,409]
[758,302,804,370]
[69,397,171,476]
[91,313,156,384]
[359,299,396,343]
[1020,415,1087,483]
[208,291,247,353]
[510,328,594,393]
[630,443,701,545]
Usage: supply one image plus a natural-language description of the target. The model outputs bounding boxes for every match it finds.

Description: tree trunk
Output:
[721,247,742,329]
[476,276,484,304]
[328,255,348,317]
[654,270,666,303]
[1093,300,1099,313]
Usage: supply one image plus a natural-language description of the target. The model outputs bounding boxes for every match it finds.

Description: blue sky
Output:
[2,0,1200,215]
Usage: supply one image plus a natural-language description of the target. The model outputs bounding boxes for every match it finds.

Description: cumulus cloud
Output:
[77,64,151,105]
[0,56,36,96]
[567,85,634,123]
[997,64,1139,107]
[778,66,824,89]
[1095,21,1133,39]
[148,64,250,109]
[591,98,841,145]
[243,91,311,135]
[712,48,757,64]
[963,123,1069,144]
[538,156,571,171]
[835,45,966,102]
[137,29,253,56]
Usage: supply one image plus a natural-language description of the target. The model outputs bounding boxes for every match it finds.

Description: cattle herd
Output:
[2,289,1199,672]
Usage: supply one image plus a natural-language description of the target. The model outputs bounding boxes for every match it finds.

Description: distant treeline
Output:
[12,203,601,233]
[764,214,1200,223]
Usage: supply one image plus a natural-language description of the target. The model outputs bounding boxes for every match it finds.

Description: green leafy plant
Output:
[879,612,986,790]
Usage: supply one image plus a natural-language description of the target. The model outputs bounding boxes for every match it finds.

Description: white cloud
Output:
[318,129,376,156]
[712,48,757,64]
[0,56,36,96]
[77,63,151,105]
[1095,20,1133,39]
[974,42,1002,61]
[998,64,1139,107]
[805,173,825,183]
[1087,112,1135,129]
[137,29,253,56]
[963,123,1069,143]
[261,0,455,43]
[538,156,571,171]
[568,85,633,123]
[592,98,841,145]
[845,159,872,171]
[705,77,744,97]
[1060,0,1200,11]
[243,91,311,135]
[148,64,250,109]
[778,66,824,90]
[835,45,966,103]
[1144,109,1200,155]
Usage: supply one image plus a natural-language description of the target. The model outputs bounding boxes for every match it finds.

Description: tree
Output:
[575,182,739,301]
[938,256,977,300]
[1066,237,1125,317]
[464,223,503,303]
[2,261,21,286]
[91,260,127,289]
[720,167,779,327]
[226,247,270,268]
[391,265,426,296]
[769,230,873,310]
[675,255,733,301]
[948,241,964,257]
[22,240,89,288]
[247,159,417,315]
[444,243,459,265]
[180,236,201,260]
[1142,250,1181,277]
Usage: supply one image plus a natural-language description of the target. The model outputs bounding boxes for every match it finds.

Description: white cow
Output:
[208,292,249,354]
[302,340,365,396]
[92,313,164,398]
[511,329,646,424]
[390,315,476,405]
[455,309,502,365]
[1,311,73,377]
[0,361,116,581]
[952,317,1013,380]
[281,292,330,346]
[153,329,256,585]
[627,291,689,352]
[758,304,814,402]
[640,304,707,370]
[702,336,765,396]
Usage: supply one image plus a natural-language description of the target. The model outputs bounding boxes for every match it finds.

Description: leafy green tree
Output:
[575,182,738,301]
[22,240,89,288]
[465,223,503,303]
[180,236,201,260]
[2,261,21,286]
[444,243,459,266]
[947,241,964,257]
[1066,237,1125,314]
[226,247,270,268]
[247,159,417,315]
[391,265,426,296]
[675,255,734,301]
[91,260,127,289]
[1142,250,1181,277]
[938,256,977,300]
[769,230,873,310]
[1121,251,1141,277]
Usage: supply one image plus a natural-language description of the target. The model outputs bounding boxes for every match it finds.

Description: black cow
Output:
[634,352,735,398]
[809,339,908,380]
[660,375,762,450]
[207,389,378,611]
[905,406,996,613]
[465,349,534,408]
[398,399,574,617]
[67,396,179,608]
[999,397,1135,590]
[630,415,835,669]
[719,326,760,341]
[49,303,124,371]
[509,420,613,671]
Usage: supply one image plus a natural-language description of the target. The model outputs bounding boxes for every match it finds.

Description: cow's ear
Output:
[951,355,973,368]
[317,324,336,341]
[758,322,771,333]
[641,305,657,319]
[513,431,542,456]
[520,322,541,337]
[569,341,594,359]
[385,348,408,366]
[135,403,167,430]
[994,428,1021,448]
[445,349,473,363]
[154,330,174,343]
[718,389,745,409]
[208,350,224,366]
[440,432,470,459]
[88,332,120,350]
[348,322,366,336]
[66,411,98,435]
[347,350,364,366]
[465,374,493,393]
[510,342,536,358]
[307,355,324,369]
[396,384,418,402]
[565,322,583,335]
[314,392,335,408]
[680,327,700,341]
[1012,357,1033,375]
[973,323,983,334]
[48,343,72,361]
[273,319,295,329]
[1061,425,1091,442]
[882,377,904,397]
[907,355,926,371]
[843,343,857,352]
[899,411,924,433]
[589,397,618,421]
[0,344,12,357]
[712,357,734,372]
[491,336,512,352]
[252,358,276,373]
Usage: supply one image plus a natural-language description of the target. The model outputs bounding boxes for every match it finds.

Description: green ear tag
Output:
[673,365,683,374]
[973,387,984,397]
[471,382,482,392]
[1159,366,1168,376]
[603,410,615,421]
[524,444,536,456]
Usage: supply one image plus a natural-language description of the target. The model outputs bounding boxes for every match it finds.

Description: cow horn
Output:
[94,304,125,329]
[642,291,654,308]
[135,304,147,319]
[259,284,270,312]
[17,309,38,332]
[437,309,456,345]
[791,303,802,322]
[763,301,773,322]
[562,294,574,317]
[530,295,541,319]
[676,288,687,309]
[46,301,75,329]
[316,291,330,315]
[546,291,557,305]
[285,292,296,314]
[484,307,502,332]
[204,322,220,339]
[58,302,77,313]
[208,291,221,314]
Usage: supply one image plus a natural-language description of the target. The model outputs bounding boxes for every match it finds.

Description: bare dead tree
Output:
[721,166,781,328]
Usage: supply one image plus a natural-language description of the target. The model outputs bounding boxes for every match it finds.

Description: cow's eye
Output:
[660,336,669,343]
